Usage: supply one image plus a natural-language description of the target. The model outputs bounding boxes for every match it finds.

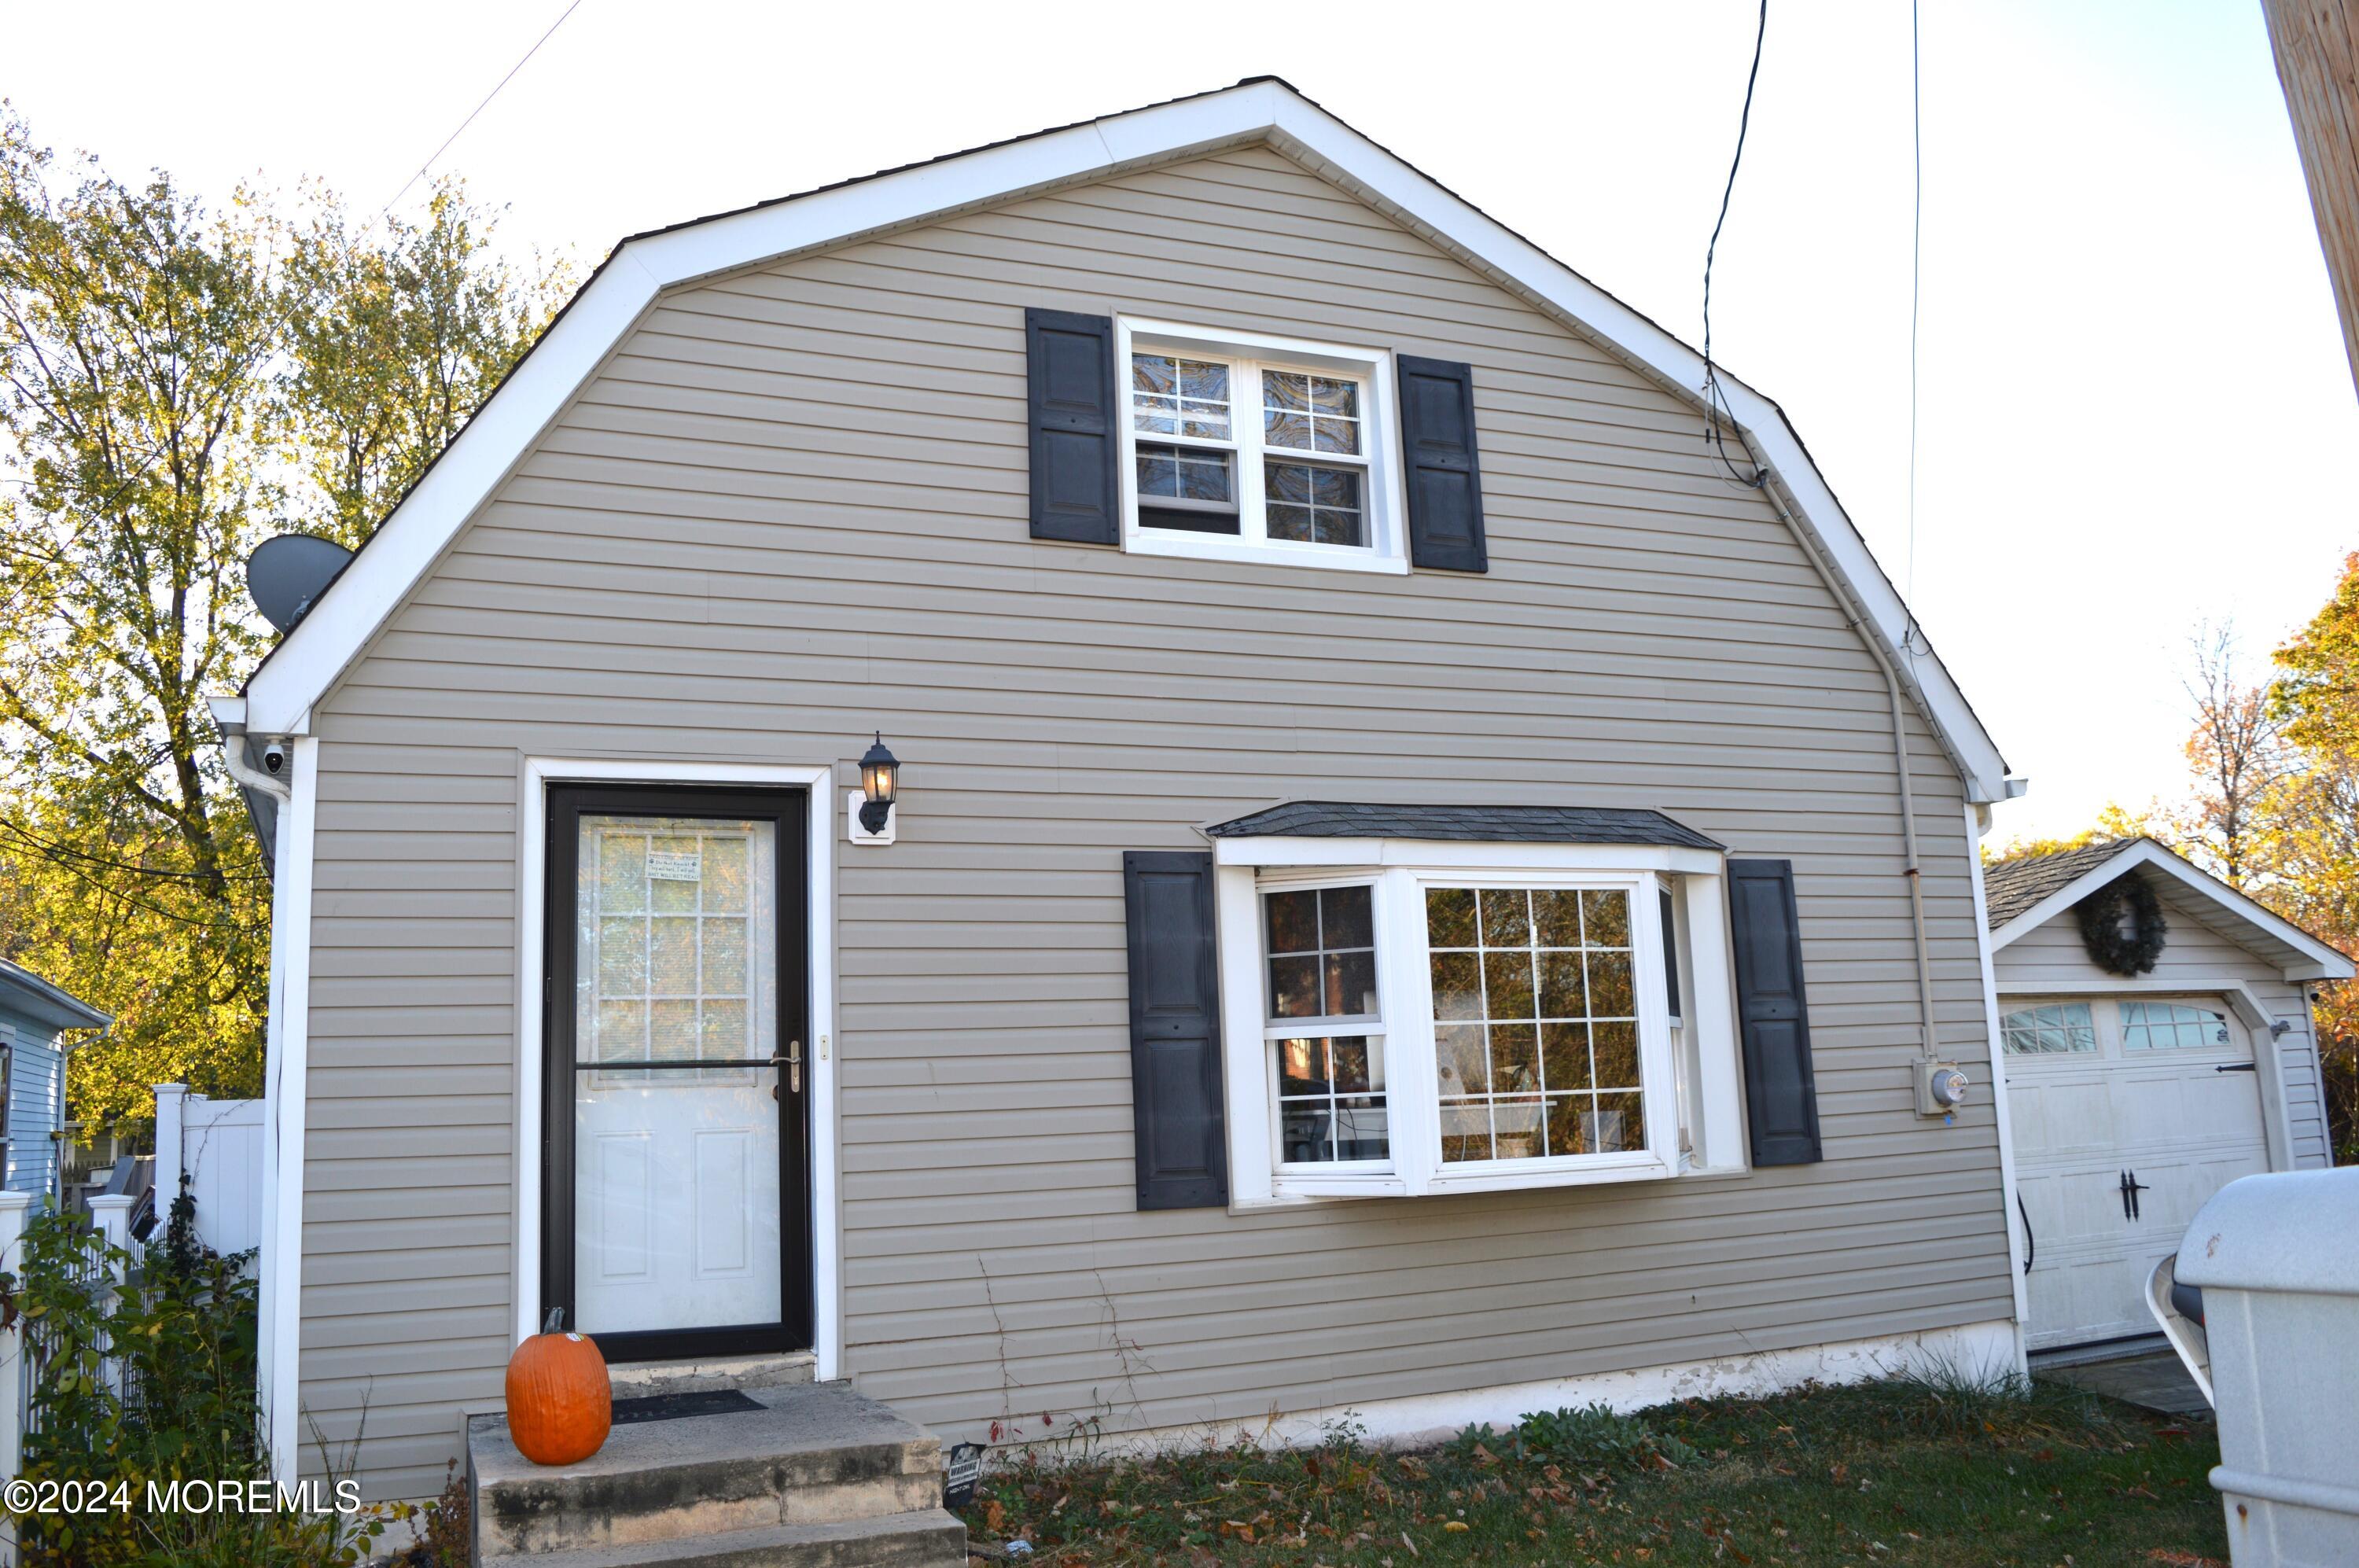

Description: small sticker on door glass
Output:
[646,848,702,882]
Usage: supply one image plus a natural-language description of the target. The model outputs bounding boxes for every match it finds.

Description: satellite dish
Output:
[246,535,355,635]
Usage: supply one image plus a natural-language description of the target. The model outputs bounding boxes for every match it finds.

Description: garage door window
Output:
[2119,1001,2232,1050]
[2000,1003,2096,1055]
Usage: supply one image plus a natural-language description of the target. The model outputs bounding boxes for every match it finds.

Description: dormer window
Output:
[1117,319,1407,574]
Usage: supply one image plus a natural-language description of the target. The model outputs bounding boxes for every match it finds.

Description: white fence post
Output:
[1,1190,30,1513]
[153,1084,186,1213]
[87,1195,132,1402]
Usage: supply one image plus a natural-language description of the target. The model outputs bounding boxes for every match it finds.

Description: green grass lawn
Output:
[959,1373,2228,1567]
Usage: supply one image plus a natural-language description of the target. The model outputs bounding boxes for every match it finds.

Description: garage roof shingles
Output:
[1982,839,2140,929]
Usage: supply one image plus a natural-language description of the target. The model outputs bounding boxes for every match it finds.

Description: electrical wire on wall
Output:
[1700,0,1769,491]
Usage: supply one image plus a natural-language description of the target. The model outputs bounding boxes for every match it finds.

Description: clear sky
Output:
[13,1,2353,841]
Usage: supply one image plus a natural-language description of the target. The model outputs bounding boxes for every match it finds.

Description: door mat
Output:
[609,1389,764,1426]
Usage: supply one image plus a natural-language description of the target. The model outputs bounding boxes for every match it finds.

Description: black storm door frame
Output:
[543,782,813,1364]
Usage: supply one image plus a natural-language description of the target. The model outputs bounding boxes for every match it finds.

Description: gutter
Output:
[211,698,292,808]
[208,696,290,876]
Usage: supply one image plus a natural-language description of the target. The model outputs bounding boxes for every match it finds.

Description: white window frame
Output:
[1116,317,1410,576]
[1214,838,1748,1206]
[1257,870,1394,1179]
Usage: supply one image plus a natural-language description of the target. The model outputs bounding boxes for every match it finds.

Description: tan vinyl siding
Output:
[294,143,2011,1499]
[1994,917,2333,1169]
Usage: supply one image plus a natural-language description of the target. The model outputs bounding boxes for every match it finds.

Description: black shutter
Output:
[1659,884,1684,1021]
[1026,308,1120,546]
[1726,859,1824,1165]
[1396,355,1488,572]
[1122,851,1229,1209]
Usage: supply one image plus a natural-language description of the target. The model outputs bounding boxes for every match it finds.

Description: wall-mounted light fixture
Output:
[857,733,900,836]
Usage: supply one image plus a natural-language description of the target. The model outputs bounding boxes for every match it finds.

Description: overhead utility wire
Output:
[1700,0,1769,490]
[381,0,585,215]
[1904,0,1927,651]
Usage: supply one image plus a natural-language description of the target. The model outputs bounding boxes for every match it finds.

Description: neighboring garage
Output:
[1984,838,2350,1352]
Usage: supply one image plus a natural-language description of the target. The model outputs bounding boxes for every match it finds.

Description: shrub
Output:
[1503,1401,1701,1470]
[4,1202,387,1566]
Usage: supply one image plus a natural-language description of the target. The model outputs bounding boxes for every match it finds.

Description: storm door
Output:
[544,785,811,1361]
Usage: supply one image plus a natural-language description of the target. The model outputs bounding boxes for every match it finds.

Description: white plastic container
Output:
[2172,1168,2359,1567]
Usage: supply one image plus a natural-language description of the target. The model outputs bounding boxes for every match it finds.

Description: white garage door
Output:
[2003,996,2273,1350]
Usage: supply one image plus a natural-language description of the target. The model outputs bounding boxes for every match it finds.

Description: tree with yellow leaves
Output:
[0,105,567,1126]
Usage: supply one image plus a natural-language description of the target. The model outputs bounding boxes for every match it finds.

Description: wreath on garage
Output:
[2074,873,2167,976]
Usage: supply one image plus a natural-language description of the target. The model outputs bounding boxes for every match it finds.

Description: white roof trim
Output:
[240,79,2011,799]
[1989,838,2354,981]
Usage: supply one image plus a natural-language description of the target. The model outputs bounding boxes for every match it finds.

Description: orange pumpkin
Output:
[506,1309,612,1465]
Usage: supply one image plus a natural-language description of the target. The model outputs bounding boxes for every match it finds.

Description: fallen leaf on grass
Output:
[1443,1521,1470,1533]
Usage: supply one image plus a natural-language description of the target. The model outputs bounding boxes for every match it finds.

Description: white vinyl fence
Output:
[0,1084,262,1539]
[0,1191,134,1562]
[153,1083,263,1257]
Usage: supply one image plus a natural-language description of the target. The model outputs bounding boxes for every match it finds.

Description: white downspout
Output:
[216,714,296,1471]
[1741,443,1941,1065]
[219,723,293,810]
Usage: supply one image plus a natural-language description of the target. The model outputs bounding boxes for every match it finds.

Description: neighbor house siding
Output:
[2,1017,63,1200]
[1994,917,2331,1168]
[293,145,2012,1498]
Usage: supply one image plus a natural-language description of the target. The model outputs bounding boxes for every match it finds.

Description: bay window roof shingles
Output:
[1203,802,1724,851]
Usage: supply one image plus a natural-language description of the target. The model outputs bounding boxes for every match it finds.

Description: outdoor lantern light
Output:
[858,733,899,834]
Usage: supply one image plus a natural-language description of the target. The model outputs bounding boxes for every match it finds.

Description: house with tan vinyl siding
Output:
[212,79,2048,1510]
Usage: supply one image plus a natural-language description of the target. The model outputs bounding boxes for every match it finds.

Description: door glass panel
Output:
[573,814,781,1334]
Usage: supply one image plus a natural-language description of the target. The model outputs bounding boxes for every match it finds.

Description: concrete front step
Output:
[485,1509,969,1568]
[469,1380,957,1562]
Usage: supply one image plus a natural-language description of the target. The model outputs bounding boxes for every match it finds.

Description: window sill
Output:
[1247,1174,1412,1209]
[1424,1153,1673,1194]
[1238,1153,1706,1209]
[1124,529,1410,576]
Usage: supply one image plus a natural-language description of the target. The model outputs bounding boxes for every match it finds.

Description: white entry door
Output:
[2004,996,2273,1349]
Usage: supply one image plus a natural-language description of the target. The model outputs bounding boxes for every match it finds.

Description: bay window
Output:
[1214,837,1749,1205]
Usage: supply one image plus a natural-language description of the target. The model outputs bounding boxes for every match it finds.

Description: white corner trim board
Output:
[1988,838,2355,980]
[234,79,2010,803]
[513,758,842,1382]
[259,737,319,1480]
[1963,804,2033,1370]
[1032,1319,2020,1459]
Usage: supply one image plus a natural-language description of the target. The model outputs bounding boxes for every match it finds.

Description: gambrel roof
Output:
[234,77,2015,801]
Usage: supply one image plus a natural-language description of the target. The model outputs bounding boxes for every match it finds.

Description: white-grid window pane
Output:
[1999,1003,2096,1055]
[1273,1034,1389,1164]
[1426,885,1644,1163]
[1264,884,1386,1165]
[1263,370,1362,455]
[2121,1001,2231,1050]
[1264,460,1365,547]
[576,816,776,1080]
[1132,353,1231,439]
